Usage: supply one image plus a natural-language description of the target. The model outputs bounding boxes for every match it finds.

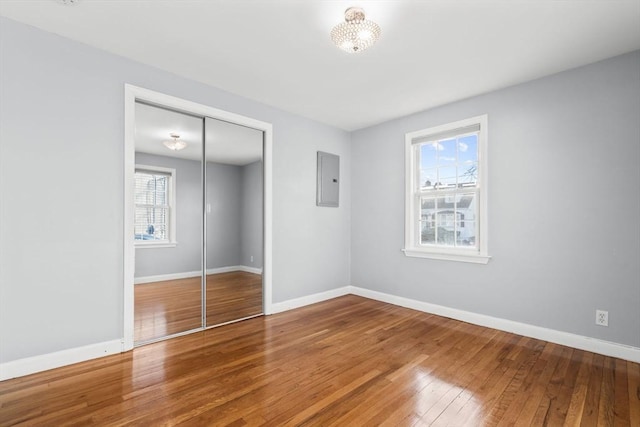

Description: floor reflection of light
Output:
[150,304,168,338]
[131,340,168,390]
[408,368,482,425]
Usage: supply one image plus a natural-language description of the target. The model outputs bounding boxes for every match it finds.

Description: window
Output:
[134,165,176,247]
[404,115,489,263]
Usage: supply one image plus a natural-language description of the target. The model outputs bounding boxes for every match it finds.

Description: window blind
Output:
[134,170,170,241]
[411,124,480,145]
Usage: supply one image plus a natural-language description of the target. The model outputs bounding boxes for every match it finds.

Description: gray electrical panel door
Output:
[317,151,339,207]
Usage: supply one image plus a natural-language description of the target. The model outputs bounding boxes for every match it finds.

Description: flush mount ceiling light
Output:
[163,133,187,151]
[331,7,381,53]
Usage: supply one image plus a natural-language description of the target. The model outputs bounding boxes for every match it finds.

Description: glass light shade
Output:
[163,135,187,151]
[331,7,381,53]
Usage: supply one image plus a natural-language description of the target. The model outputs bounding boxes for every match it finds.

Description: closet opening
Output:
[123,85,273,350]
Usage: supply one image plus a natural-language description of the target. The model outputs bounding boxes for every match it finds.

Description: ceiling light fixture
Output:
[163,133,187,151]
[331,7,381,53]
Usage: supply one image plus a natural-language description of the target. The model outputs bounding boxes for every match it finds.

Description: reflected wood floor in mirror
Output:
[134,271,262,343]
[2,295,638,426]
[206,271,263,327]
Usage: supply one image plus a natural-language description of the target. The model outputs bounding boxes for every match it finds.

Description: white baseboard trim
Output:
[237,265,263,275]
[349,286,640,363]
[269,286,351,314]
[206,266,241,275]
[206,265,263,275]
[6,285,635,381]
[135,266,263,284]
[134,270,201,284]
[0,339,122,381]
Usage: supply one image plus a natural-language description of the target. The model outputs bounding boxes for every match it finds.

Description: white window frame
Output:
[403,115,490,264]
[134,164,177,248]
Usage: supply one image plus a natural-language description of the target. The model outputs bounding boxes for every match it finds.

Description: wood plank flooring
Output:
[206,271,262,328]
[134,271,263,342]
[1,295,639,426]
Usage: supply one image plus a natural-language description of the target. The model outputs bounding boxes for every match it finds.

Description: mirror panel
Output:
[133,102,204,343]
[205,117,264,327]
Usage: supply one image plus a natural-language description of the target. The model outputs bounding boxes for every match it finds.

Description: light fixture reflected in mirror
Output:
[163,133,187,151]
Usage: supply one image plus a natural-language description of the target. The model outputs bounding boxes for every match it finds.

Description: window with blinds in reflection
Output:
[134,169,172,242]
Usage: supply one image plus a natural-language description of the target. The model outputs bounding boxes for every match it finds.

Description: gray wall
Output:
[134,153,202,278]
[240,161,264,269]
[135,155,263,277]
[205,161,242,270]
[4,12,633,367]
[351,51,640,348]
[0,17,351,363]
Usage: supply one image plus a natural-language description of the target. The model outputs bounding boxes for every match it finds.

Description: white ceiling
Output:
[135,102,263,165]
[1,0,639,131]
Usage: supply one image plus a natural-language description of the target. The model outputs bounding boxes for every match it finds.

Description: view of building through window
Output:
[418,132,478,248]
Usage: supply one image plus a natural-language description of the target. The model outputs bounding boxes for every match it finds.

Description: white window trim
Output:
[134,164,177,248]
[403,115,490,264]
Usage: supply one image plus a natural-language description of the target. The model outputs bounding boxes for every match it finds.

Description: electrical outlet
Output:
[250,255,254,263]
[596,310,608,327]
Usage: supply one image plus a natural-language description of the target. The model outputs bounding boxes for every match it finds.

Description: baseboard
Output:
[206,266,240,275]
[207,265,263,275]
[349,286,640,363]
[269,286,351,314]
[134,270,201,284]
[6,286,635,381]
[135,266,263,284]
[0,339,122,381]
[237,265,263,275]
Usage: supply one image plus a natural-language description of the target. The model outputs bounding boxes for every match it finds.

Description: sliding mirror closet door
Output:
[133,102,204,344]
[205,117,264,327]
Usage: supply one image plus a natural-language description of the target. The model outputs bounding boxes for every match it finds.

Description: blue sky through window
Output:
[419,133,478,189]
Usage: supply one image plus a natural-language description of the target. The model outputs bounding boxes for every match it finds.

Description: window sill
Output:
[402,248,491,264]
[135,242,177,249]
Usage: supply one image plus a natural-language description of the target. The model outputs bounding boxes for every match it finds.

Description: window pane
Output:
[155,177,167,201]
[420,168,437,189]
[420,143,438,168]
[421,196,457,245]
[420,197,436,244]
[438,138,457,164]
[435,206,456,246]
[457,162,478,188]
[457,222,475,247]
[420,193,478,248]
[155,190,167,205]
[455,193,476,220]
[420,220,435,244]
[134,171,171,242]
[457,134,478,164]
[455,193,476,248]
[437,166,457,189]
[458,134,478,189]
[134,207,168,240]
[134,173,154,204]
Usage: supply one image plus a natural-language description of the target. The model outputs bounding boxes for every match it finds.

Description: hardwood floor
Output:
[2,295,638,426]
[206,271,263,327]
[134,276,202,342]
[134,271,263,343]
